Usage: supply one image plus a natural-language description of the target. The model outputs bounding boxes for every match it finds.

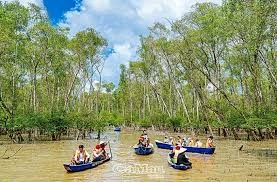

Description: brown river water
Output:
[0,130,276,182]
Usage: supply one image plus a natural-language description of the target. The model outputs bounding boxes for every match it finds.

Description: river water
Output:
[0,130,276,182]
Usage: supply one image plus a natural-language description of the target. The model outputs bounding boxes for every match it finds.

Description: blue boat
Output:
[63,154,111,172]
[133,146,154,155]
[155,140,215,154]
[167,154,192,170]
[114,127,121,132]
[155,140,173,150]
[183,146,215,154]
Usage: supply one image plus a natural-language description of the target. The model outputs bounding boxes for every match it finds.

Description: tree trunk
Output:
[222,128,227,137]
[97,130,101,140]
[52,133,56,141]
[258,128,265,140]
[208,124,214,136]
[231,128,241,140]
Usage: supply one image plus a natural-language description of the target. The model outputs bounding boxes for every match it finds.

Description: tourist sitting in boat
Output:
[164,136,169,143]
[177,136,182,145]
[168,137,174,145]
[182,137,188,146]
[141,132,150,147]
[171,145,181,163]
[206,136,215,148]
[142,130,148,140]
[194,139,203,147]
[137,136,146,147]
[177,148,191,166]
[71,145,90,165]
[188,137,194,146]
[92,141,107,162]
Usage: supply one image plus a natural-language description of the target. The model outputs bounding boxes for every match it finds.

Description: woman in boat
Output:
[164,136,169,143]
[188,137,195,146]
[177,148,191,166]
[182,136,188,146]
[142,130,148,140]
[142,132,150,146]
[71,145,90,165]
[141,132,150,147]
[137,136,145,147]
[194,139,203,147]
[92,141,107,162]
[171,145,181,163]
[206,136,216,148]
[168,137,174,145]
[177,136,182,145]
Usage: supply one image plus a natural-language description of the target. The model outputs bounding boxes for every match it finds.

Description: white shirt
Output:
[75,150,90,162]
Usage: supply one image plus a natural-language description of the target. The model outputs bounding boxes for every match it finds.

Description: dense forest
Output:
[0,1,276,143]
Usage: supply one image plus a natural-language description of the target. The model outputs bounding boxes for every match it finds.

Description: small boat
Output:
[155,140,215,154]
[155,140,173,150]
[114,127,121,132]
[167,154,192,170]
[184,146,215,154]
[133,145,154,155]
[63,154,111,172]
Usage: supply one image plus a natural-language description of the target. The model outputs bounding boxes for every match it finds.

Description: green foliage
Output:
[167,117,183,129]
[0,0,276,140]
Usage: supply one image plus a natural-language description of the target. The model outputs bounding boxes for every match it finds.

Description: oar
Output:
[108,141,113,160]
[239,145,244,151]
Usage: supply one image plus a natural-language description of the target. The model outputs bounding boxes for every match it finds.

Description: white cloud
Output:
[60,0,222,84]
[1,0,43,7]
[134,0,221,23]
[102,42,137,78]
[84,0,112,12]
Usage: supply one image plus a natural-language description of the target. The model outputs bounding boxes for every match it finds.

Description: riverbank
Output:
[0,126,276,144]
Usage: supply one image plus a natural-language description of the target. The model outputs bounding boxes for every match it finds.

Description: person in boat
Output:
[177,136,182,146]
[92,141,107,162]
[171,145,181,163]
[142,130,148,140]
[188,137,194,146]
[168,137,174,145]
[137,136,146,147]
[177,148,191,166]
[206,136,216,148]
[142,132,150,147]
[182,136,188,146]
[194,139,203,147]
[71,145,90,165]
[164,136,169,143]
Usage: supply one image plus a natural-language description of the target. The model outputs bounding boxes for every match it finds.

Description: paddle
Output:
[108,141,113,160]
[239,145,244,151]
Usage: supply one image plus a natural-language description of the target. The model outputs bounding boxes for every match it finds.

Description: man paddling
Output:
[71,145,90,165]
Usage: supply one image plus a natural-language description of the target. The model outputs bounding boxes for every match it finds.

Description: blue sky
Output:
[2,0,221,85]
[43,0,81,24]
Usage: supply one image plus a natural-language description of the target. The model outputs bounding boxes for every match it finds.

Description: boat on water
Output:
[133,145,154,155]
[183,146,215,154]
[155,140,174,150]
[167,153,192,170]
[63,154,111,172]
[114,127,121,132]
[155,140,215,154]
